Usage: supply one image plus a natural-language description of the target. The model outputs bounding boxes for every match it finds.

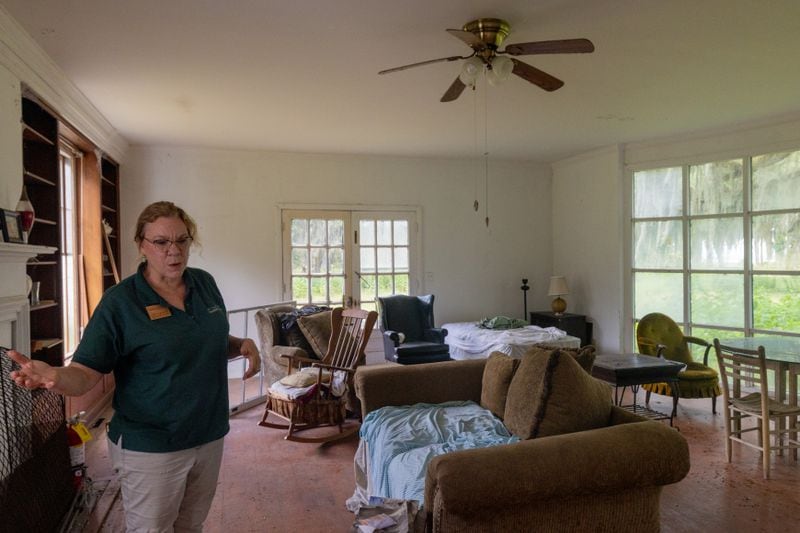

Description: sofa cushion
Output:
[480,352,520,419]
[503,349,612,439]
[298,310,333,358]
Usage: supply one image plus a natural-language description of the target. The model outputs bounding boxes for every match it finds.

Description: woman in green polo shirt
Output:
[7,200,260,532]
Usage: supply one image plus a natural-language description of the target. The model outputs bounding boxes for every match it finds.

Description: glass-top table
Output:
[718,337,800,405]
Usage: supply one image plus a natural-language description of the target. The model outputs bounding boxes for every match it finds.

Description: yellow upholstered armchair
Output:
[636,312,721,413]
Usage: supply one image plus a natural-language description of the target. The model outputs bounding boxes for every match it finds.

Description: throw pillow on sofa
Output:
[503,348,612,439]
[480,352,520,419]
[526,344,597,373]
[298,310,333,358]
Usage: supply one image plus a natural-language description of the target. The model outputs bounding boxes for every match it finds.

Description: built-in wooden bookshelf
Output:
[101,156,120,291]
[22,96,64,368]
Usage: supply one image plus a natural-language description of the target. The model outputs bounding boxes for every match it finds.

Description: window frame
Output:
[626,148,800,352]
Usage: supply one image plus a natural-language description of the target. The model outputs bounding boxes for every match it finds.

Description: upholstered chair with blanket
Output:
[254,303,333,388]
[377,294,451,364]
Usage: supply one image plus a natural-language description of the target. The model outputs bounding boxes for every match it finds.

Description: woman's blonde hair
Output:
[134,201,198,245]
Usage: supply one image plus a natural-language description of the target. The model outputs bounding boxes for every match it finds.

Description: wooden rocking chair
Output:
[259,307,378,443]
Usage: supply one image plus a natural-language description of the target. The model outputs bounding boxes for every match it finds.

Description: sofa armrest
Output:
[355,359,486,416]
[424,413,689,514]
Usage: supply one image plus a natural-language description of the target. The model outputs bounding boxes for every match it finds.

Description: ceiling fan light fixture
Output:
[459,56,484,86]
[486,56,514,86]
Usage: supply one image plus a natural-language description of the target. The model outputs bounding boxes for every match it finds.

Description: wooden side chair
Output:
[259,307,378,443]
[636,312,721,413]
[713,339,800,479]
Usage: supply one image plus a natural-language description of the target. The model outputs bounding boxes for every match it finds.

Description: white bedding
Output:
[443,321,581,360]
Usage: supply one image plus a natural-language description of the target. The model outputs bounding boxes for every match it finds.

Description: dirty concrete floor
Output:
[82,373,800,532]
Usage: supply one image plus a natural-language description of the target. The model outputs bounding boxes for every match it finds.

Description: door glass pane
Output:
[377,275,394,296]
[329,248,344,274]
[284,212,349,307]
[309,219,326,246]
[329,276,344,304]
[634,272,683,321]
[360,220,375,245]
[395,248,409,271]
[377,220,392,245]
[690,218,743,269]
[691,273,744,328]
[291,219,307,246]
[689,160,743,215]
[393,221,409,245]
[753,275,800,333]
[310,248,327,274]
[360,248,375,272]
[310,277,327,303]
[633,167,682,217]
[752,213,800,271]
[360,275,376,299]
[377,248,392,272]
[328,219,344,246]
[394,274,409,295]
[633,220,682,268]
[752,150,800,211]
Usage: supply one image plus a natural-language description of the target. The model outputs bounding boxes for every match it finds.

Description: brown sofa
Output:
[354,354,690,532]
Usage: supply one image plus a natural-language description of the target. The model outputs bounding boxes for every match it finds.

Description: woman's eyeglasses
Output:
[143,236,193,253]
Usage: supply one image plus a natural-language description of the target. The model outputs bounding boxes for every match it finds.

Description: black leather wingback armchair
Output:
[377,294,451,365]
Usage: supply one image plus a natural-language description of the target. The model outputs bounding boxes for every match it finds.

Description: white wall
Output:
[121,146,554,324]
[551,146,624,352]
[0,64,22,210]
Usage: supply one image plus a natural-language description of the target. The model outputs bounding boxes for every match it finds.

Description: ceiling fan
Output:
[379,18,594,102]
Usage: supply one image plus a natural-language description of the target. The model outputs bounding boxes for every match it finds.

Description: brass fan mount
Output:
[463,18,510,54]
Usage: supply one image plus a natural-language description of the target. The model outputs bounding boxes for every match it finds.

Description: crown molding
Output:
[0,5,128,163]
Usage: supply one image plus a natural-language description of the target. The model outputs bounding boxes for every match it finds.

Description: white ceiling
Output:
[3,0,800,162]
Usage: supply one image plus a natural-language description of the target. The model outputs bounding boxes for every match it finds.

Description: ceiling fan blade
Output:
[511,59,564,92]
[379,55,465,75]
[446,29,487,50]
[440,76,467,102]
[503,38,595,56]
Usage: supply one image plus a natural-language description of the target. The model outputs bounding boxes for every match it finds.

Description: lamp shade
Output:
[548,276,569,296]
[487,56,513,86]
[459,57,484,86]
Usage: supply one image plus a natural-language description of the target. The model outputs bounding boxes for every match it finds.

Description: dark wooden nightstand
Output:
[529,311,592,346]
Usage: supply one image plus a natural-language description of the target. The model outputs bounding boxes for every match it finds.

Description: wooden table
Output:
[592,353,686,426]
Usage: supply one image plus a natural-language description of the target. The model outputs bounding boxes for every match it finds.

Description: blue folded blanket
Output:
[359,401,519,505]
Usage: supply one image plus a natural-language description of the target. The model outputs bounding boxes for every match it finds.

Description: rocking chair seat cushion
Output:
[279,368,332,388]
[268,380,317,401]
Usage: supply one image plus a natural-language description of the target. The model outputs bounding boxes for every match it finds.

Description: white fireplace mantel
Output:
[0,242,55,352]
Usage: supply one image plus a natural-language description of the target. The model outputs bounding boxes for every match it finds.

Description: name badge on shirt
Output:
[145,304,172,320]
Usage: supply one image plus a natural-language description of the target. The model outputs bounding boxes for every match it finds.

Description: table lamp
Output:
[548,276,569,315]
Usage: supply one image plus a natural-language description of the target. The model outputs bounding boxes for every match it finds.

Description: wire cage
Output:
[0,354,74,532]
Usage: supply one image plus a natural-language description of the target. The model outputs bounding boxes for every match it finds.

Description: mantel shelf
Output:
[0,242,56,264]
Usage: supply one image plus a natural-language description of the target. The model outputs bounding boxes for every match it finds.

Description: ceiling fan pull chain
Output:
[484,74,490,228]
[473,83,479,212]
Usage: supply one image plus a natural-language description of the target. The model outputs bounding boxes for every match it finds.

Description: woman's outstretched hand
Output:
[6,349,57,390]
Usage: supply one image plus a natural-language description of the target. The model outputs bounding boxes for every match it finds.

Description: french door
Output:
[281,209,419,311]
